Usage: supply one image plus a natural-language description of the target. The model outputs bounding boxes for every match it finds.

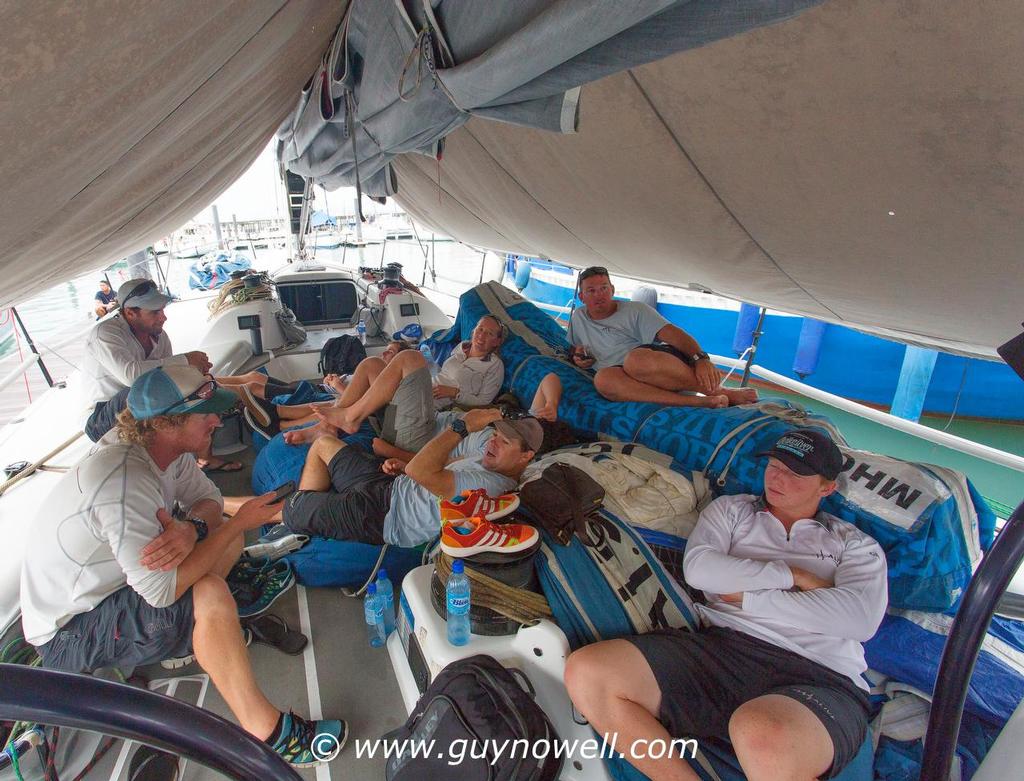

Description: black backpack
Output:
[383,655,562,781]
[518,463,605,546]
[317,334,366,376]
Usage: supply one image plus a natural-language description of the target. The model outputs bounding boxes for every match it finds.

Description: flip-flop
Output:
[200,460,244,474]
[243,613,308,655]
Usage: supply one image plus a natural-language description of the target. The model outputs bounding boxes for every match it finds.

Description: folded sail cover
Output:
[278,0,824,197]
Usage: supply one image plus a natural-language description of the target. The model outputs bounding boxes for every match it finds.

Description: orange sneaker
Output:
[440,517,539,558]
[439,489,520,522]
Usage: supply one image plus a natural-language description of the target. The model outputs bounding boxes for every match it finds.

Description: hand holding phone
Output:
[271,481,297,503]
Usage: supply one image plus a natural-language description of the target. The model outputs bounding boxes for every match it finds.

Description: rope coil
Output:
[434,552,552,626]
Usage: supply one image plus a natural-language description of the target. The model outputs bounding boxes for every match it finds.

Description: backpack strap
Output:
[561,464,599,546]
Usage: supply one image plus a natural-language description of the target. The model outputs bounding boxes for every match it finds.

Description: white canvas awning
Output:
[2,1,1022,359]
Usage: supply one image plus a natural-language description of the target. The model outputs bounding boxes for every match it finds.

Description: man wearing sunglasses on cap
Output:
[82,278,240,472]
[21,365,347,768]
[568,267,758,408]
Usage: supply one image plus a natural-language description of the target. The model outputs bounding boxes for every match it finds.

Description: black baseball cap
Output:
[759,428,843,481]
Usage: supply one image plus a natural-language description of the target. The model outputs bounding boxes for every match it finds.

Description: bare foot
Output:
[720,387,758,406]
[283,425,325,445]
[531,402,558,422]
[313,405,360,435]
[700,394,729,409]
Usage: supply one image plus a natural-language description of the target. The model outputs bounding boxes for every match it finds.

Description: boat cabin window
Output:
[277,280,358,326]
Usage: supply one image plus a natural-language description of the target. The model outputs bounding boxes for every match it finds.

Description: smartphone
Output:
[271,481,297,503]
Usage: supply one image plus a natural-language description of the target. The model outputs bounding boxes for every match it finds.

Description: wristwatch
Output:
[691,350,710,364]
[186,517,209,543]
[449,418,469,439]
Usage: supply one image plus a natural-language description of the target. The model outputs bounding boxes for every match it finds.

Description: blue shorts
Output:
[37,586,194,673]
[84,386,130,442]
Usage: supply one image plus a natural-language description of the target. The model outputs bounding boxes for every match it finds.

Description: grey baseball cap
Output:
[117,278,172,310]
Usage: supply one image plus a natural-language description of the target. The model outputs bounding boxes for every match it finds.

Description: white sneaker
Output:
[244,524,310,561]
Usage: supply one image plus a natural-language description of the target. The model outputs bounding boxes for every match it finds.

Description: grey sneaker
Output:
[244,524,310,561]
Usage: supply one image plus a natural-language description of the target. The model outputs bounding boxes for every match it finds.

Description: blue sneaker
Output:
[236,560,295,619]
[268,712,348,768]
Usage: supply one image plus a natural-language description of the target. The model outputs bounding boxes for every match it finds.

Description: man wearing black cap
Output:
[565,428,888,781]
[240,407,539,549]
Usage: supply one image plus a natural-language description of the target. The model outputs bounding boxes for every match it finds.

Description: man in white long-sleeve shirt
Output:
[565,428,887,781]
[22,365,346,768]
[83,278,211,441]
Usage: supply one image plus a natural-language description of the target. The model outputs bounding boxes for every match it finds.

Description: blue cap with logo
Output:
[759,428,844,481]
[392,323,424,342]
[128,365,237,420]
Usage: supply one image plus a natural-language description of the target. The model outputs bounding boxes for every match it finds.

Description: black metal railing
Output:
[920,499,1024,780]
[0,665,301,780]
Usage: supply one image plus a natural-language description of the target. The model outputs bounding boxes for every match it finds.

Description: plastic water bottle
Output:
[364,583,386,648]
[446,559,471,646]
[376,568,396,636]
[419,342,440,379]
[356,320,366,344]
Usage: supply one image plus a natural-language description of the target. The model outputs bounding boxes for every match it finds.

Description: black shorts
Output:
[282,445,394,544]
[627,626,869,779]
[636,342,695,366]
[37,586,194,673]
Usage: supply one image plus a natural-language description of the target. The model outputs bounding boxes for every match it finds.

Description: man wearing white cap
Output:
[22,365,346,767]
[82,278,239,472]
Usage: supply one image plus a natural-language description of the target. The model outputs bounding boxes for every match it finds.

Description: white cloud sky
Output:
[192,142,402,224]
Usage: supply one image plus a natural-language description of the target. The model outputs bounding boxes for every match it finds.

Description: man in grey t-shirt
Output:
[266,405,540,549]
[568,267,757,408]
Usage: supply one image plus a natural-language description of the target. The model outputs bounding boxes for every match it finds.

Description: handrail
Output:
[0,665,301,780]
[920,500,1024,780]
[711,355,1024,474]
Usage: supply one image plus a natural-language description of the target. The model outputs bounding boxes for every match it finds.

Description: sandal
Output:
[243,613,308,655]
[200,460,244,474]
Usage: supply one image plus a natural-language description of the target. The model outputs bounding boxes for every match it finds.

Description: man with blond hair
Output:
[22,365,346,768]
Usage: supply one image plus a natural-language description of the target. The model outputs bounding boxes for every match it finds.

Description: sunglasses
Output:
[578,266,609,282]
[122,279,158,306]
[158,379,217,416]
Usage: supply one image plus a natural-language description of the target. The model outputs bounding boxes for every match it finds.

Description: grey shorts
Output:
[381,366,436,451]
[36,586,195,673]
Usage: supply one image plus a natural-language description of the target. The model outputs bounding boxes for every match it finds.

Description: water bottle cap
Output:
[367,582,377,594]
[377,568,388,580]
[452,559,464,574]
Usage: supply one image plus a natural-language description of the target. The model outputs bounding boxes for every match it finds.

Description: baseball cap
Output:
[117,278,172,310]
[489,417,543,453]
[759,428,844,481]
[392,323,424,342]
[128,366,237,420]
